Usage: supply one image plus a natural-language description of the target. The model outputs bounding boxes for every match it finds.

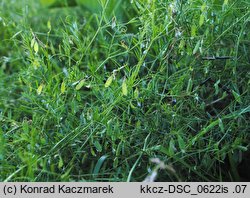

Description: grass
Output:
[0,0,249,182]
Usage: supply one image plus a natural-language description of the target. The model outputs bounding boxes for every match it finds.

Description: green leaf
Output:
[33,58,40,69]
[199,14,205,27]
[60,167,72,181]
[91,147,96,156]
[214,80,220,95]
[37,83,43,95]
[192,119,219,145]
[47,20,51,31]
[130,101,136,109]
[237,145,248,151]
[34,41,39,53]
[177,135,186,153]
[22,121,29,133]
[94,140,102,152]
[31,38,35,48]
[134,87,139,99]
[201,3,206,12]
[219,118,224,133]
[191,24,196,37]
[75,79,85,90]
[186,78,193,93]
[179,39,185,50]
[232,90,242,103]
[168,138,176,156]
[58,156,64,169]
[105,75,113,88]
[113,157,118,168]
[61,81,66,94]
[93,155,108,176]
[115,141,122,156]
[122,78,128,96]
[193,40,200,54]
[159,146,168,155]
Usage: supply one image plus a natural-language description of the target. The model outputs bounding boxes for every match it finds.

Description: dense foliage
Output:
[0,0,249,181]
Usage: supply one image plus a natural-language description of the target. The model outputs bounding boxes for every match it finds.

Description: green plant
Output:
[0,0,249,182]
